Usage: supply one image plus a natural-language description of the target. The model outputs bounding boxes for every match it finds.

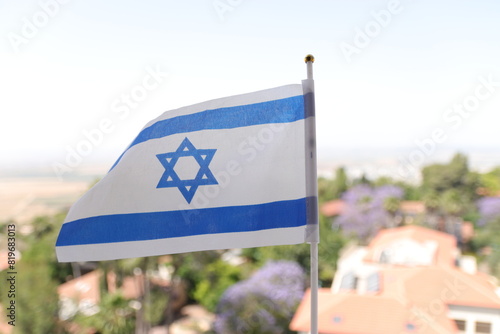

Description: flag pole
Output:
[304,54,319,334]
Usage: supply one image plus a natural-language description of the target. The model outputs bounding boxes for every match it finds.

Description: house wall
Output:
[331,246,368,293]
[448,304,500,334]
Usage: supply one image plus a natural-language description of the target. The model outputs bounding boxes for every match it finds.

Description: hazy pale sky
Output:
[1,0,499,174]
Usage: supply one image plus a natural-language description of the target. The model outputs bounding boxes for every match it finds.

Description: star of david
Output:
[156,137,218,203]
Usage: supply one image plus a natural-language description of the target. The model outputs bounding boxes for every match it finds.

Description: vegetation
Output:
[75,293,136,334]
[214,261,305,334]
[421,153,480,216]
[318,166,349,202]
[1,152,500,333]
[472,197,500,276]
[0,214,70,334]
[335,184,403,242]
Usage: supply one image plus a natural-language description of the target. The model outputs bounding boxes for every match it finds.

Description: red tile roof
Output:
[290,226,500,334]
[364,225,457,267]
[290,288,455,334]
[320,199,345,217]
[380,267,500,309]
[291,265,500,334]
[107,271,144,299]
[58,270,149,305]
[58,270,101,305]
[399,201,426,215]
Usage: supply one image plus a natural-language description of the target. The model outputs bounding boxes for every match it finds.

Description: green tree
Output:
[319,214,347,284]
[24,213,73,283]
[352,173,371,187]
[2,216,69,334]
[330,167,349,199]
[422,190,440,213]
[318,167,349,202]
[421,153,480,216]
[193,259,242,312]
[172,250,222,302]
[10,260,64,333]
[143,284,169,327]
[480,167,500,195]
[440,189,464,216]
[318,176,333,202]
[75,293,135,334]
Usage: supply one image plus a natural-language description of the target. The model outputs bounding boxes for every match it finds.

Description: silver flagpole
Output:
[303,54,319,334]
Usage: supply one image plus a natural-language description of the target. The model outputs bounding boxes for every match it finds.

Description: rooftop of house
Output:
[292,265,500,334]
[364,225,458,267]
[290,288,455,334]
[58,270,101,305]
[320,199,345,217]
[290,225,500,334]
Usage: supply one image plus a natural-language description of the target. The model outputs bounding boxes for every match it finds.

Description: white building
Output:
[291,226,500,334]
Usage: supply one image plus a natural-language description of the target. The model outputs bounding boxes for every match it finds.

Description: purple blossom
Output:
[373,185,404,205]
[335,184,403,240]
[214,261,306,334]
[477,197,500,226]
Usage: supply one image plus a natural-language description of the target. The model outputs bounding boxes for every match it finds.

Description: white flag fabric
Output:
[56,83,317,262]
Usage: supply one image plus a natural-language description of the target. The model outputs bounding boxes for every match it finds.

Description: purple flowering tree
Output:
[475,197,500,277]
[214,261,306,334]
[477,197,500,226]
[335,184,404,241]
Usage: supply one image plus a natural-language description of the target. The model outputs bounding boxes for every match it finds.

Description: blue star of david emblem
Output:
[156,137,218,203]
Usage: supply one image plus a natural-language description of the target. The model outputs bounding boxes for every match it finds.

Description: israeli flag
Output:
[56,83,317,262]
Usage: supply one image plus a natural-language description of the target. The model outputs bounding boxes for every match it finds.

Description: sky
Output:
[1,0,500,178]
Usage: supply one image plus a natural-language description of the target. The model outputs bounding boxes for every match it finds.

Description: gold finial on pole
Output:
[305,54,315,63]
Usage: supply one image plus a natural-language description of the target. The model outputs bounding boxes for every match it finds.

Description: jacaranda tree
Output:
[214,260,306,334]
[474,196,500,277]
[477,196,500,226]
[335,184,404,242]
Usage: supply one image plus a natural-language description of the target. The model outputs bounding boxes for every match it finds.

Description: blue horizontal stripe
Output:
[56,197,315,246]
[134,95,305,146]
[110,94,307,170]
